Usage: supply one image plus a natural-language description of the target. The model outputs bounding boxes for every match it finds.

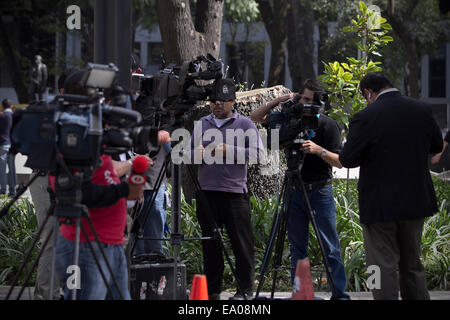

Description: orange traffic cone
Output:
[291,258,315,300]
[189,274,209,300]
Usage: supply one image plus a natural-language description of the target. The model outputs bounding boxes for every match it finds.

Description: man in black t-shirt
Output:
[250,79,349,300]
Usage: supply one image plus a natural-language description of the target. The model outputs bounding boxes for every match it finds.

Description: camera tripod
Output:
[127,149,246,300]
[255,145,338,299]
[1,169,125,300]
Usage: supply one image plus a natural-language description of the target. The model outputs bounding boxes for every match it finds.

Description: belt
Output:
[303,179,332,191]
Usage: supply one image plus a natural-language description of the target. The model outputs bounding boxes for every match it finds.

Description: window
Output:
[429,45,446,98]
[147,42,164,66]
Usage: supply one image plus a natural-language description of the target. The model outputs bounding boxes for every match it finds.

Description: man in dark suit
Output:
[339,73,443,300]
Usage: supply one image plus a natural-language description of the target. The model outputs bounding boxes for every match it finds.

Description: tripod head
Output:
[282,132,309,174]
[52,168,89,222]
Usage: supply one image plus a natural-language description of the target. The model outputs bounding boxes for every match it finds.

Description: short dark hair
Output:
[360,73,393,93]
[1,99,12,109]
[301,79,323,94]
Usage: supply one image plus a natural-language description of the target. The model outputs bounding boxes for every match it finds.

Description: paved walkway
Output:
[1,286,449,300]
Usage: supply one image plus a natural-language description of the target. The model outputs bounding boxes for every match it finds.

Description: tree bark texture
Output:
[155,0,224,64]
[385,0,421,98]
[256,0,288,86]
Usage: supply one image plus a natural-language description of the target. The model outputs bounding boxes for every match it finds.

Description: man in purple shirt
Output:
[190,78,264,300]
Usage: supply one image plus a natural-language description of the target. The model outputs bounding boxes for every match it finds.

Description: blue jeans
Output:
[134,184,167,255]
[55,234,131,300]
[0,144,10,194]
[286,184,349,299]
[7,152,16,195]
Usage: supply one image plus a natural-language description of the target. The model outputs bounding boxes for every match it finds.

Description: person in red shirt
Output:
[55,154,148,300]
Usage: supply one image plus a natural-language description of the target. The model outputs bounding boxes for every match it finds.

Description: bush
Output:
[1,176,447,292]
[169,177,449,292]
[0,196,39,286]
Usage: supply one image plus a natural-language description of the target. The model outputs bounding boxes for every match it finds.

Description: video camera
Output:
[131,54,223,131]
[11,63,157,173]
[266,91,329,148]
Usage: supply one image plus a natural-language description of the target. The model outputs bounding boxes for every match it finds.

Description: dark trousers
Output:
[362,218,430,300]
[196,191,254,295]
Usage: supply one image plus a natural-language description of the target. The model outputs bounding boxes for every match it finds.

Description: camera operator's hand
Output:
[278,92,298,103]
[130,154,154,168]
[301,140,343,169]
[194,145,205,160]
[301,140,322,155]
[158,130,171,145]
[250,92,299,123]
[212,143,227,157]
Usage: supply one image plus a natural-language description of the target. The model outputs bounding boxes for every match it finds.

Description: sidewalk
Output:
[1,286,449,300]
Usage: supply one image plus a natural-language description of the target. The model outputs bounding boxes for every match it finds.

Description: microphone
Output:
[128,155,149,185]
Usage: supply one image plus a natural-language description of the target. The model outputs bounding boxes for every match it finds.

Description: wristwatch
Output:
[320,148,326,158]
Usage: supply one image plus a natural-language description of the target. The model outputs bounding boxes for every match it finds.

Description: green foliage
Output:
[162,186,204,282]
[319,1,393,128]
[422,178,450,289]
[1,176,447,292]
[0,197,39,285]
[225,0,260,24]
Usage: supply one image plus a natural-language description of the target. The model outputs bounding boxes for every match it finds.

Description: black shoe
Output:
[228,292,253,300]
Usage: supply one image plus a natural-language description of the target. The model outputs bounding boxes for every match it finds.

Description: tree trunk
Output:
[155,0,224,203]
[385,0,421,98]
[385,15,420,98]
[317,19,328,75]
[256,0,288,86]
[155,0,224,64]
[0,17,28,103]
[287,0,316,92]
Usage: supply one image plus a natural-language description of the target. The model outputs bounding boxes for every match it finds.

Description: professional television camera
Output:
[266,90,329,149]
[11,63,156,172]
[131,54,223,131]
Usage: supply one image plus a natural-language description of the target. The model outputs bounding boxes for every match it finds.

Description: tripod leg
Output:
[82,212,126,300]
[5,204,53,300]
[78,223,117,300]
[255,175,287,298]
[70,217,81,300]
[49,216,59,300]
[213,227,247,300]
[171,163,182,300]
[185,164,248,299]
[269,177,294,298]
[14,227,53,300]
[298,179,338,298]
[129,157,168,257]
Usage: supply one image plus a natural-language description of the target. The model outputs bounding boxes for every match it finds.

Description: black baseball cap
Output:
[210,78,236,101]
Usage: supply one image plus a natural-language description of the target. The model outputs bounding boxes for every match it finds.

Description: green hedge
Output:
[1,177,448,293]
[164,177,449,292]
